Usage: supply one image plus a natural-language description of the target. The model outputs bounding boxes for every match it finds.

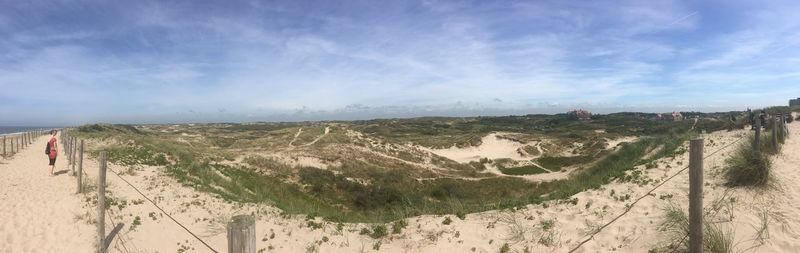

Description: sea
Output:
[0,126,60,136]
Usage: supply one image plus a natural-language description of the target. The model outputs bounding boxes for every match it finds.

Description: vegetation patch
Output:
[725,135,773,187]
[499,165,549,175]
[534,155,592,171]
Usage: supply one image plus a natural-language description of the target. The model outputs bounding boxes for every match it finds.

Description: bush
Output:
[370,224,388,238]
[442,216,452,225]
[392,219,407,234]
[724,137,771,187]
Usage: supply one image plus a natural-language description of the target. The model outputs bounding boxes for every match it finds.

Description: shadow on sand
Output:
[53,170,70,176]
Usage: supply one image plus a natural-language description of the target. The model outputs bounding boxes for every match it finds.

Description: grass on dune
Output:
[724,131,785,187]
[657,203,733,253]
[74,123,697,223]
[134,134,687,223]
[499,165,549,175]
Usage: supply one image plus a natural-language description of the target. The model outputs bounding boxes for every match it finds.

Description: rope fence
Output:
[568,133,746,253]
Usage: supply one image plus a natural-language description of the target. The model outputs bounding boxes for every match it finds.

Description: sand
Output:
[428,133,529,163]
[0,134,95,253]
[3,123,800,252]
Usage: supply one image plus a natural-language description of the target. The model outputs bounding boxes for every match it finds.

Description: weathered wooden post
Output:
[227,215,256,253]
[779,114,785,142]
[689,138,704,253]
[70,137,75,176]
[69,136,74,167]
[77,140,84,194]
[772,117,779,151]
[97,151,107,253]
[754,115,761,150]
[2,136,5,158]
[71,137,77,176]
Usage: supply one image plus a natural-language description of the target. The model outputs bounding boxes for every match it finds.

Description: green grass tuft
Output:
[724,135,772,187]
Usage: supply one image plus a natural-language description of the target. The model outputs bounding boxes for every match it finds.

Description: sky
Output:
[1,0,799,126]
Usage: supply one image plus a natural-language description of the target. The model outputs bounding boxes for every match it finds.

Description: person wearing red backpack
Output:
[45,130,58,176]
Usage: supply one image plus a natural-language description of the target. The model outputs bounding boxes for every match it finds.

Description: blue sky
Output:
[1,0,799,125]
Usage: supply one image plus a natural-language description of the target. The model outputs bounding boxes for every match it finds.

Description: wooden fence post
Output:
[772,117,779,151]
[67,135,72,165]
[71,137,77,176]
[689,138,704,253]
[780,114,785,142]
[97,151,107,253]
[227,215,256,253]
[77,140,84,194]
[754,116,761,150]
[2,136,5,158]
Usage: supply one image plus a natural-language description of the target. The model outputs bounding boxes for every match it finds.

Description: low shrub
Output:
[392,219,407,234]
[370,224,388,238]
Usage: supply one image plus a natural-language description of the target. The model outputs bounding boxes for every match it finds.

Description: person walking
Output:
[46,130,58,176]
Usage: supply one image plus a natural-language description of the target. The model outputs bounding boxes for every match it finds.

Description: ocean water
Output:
[0,126,59,136]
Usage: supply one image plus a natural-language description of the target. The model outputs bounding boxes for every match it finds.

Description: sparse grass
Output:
[706,223,734,253]
[72,113,714,223]
[535,155,593,171]
[392,219,407,234]
[659,203,734,253]
[243,156,293,176]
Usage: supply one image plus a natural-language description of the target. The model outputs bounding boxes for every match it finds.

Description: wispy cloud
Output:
[0,0,798,125]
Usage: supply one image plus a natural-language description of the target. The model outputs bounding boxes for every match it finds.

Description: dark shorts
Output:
[49,157,56,166]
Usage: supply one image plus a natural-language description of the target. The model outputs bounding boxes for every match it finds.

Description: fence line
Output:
[568,134,746,253]
[60,129,220,253]
[105,164,220,253]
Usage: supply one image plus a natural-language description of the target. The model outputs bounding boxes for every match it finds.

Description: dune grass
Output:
[724,133,777,187]
[659,204,733,253]
[534,155,593,171]
[74,122,698,223]
[144,134,684,223]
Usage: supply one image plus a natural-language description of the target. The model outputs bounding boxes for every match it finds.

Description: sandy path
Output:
[304,126,330,146]
[0,134,95,253]
[288,127,302,147]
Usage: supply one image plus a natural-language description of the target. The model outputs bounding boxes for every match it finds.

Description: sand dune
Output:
[428,133,529,163]
[3,123,800,252]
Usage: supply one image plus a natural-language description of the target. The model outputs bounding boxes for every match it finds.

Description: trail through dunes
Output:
[303,126,330,146]
[0,134,94,253]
